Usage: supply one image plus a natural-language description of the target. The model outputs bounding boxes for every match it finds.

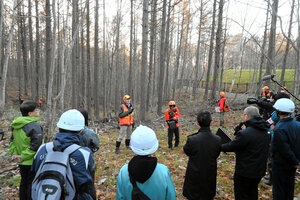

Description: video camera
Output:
[247,97,270,105]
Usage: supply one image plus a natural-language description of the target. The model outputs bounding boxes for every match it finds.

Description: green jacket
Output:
[9,116,43,165]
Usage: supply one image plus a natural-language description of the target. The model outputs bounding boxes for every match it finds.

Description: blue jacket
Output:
[272,117,300,168]
[31,132,96,200]
[116,163,176,200]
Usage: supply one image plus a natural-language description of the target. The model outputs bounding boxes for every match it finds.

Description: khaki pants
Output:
[117,125,132,142]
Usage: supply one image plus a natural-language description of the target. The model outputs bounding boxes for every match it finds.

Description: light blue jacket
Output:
[116,163,176,200]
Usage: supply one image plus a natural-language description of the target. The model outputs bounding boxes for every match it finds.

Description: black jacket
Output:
[183,127,221,200]
[221,117,270,178]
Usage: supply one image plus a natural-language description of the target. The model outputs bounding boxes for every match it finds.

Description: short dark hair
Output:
[78,108,88,126]
[197,111,212,127]
[20,100,38,116]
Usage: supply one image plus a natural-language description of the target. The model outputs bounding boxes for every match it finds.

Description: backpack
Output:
[223,101,230,112]
[32,142,81,200]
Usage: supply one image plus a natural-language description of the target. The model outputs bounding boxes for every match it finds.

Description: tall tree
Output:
[211,0,224,100]
[45,0,52,98]
[280,0,295,88]
[0,0,17,108]
[140,0,149,121]
[265,0,278,86]
[157,0,167,115]
[146,0,157,111]
[72,0,79,108]
[204,0,217,100]
[0,0,3,74]
[35,0,41,99]
[192,0,204,100]
[28,0,37,101]
[128,0,135,96]
[18,1,29,95]
[94,0,100,119]
[102,0,107,117]
[86,0,91,113]
[114,0,121,115]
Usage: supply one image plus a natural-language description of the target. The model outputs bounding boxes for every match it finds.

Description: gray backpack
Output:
[32,142,81,200]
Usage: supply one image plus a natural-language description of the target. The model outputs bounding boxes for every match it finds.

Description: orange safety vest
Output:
[119,104,134,125]
[262,91,271,97]
[164,107,180,128]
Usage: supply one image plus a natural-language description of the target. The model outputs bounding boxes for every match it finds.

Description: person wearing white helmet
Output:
[31,109,96,200]
[271,98,300,200]
[116,125,176,200]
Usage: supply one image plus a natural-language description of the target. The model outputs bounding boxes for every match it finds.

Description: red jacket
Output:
[218,97,230,112]
[164,107,180,128]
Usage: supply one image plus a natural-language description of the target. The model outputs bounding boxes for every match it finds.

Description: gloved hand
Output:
[234,122,244,135]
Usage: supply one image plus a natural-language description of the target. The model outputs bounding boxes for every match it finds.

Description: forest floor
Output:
[0,92,299,199]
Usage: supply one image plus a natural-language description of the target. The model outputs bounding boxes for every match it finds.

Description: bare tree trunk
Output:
[28,0,37,101]
[256,2,269,96]
[0,0,3,74]
[102,0,107,117]
[265,0,278,86]
[211,0,224,100]
[128,0,134,96]
[72,0,79,108]
[163,0,172,101]
[157,0,167,115]
[94,0,99,119]
[146,0,157,112]
[114,0,121,115]
[280,0,295,89]
[192,0,203,100]
[45,0,57,141]
[295,0,300,97]
[172,9,184,100]
[45,0,52,99]
[204,0,217,100]
[18,1,29,95]
[140,0,149,121]
[0,0,17,108]
[35,0,40,99]
[86,0,91,113]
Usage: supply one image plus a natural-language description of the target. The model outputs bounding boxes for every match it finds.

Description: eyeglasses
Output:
[170,105,176,107]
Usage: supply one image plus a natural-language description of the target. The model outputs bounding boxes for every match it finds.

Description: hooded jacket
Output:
[116,156,176,200]
[272,117,300,169]
[221,117,270,178]
[31,132,96,200]
[9,116,43,165]
[183,127,222,200]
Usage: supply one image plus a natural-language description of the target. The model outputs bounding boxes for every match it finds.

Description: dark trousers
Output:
[168,127,179,148]
[234,175,261,200]
[272,164,296,200]
[19,165,35,200]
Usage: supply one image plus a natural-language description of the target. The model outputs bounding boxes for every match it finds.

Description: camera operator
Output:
[247,94,276,120]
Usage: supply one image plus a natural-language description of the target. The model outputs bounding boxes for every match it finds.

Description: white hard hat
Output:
[57,109,85,131]
[130,125,159,156]
[273,98,295,113]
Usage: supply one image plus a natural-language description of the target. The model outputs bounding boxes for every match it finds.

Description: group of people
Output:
[6,90,300,200]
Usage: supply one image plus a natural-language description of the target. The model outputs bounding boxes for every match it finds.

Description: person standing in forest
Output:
[221,106,269,200]
[9,100,43,200]
[183,111,221,199]
[271,98,300,200]
[116,125,176,200]
[164,101,181,149]
[116,95,134,154]
[218,92,230,126]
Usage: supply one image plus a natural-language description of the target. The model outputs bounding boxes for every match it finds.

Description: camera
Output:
[247,97,258,104]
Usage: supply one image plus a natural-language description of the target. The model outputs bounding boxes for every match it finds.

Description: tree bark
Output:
[211,0,224,100]
[204,0,217,100]
[157,0,167,115]
[0,0,17,108]
[94,0,100,119]
[140,0,149,121]
[265,0,278,86]
[45,0,52,99]
[35,0,41,99]
[86,0,91,113]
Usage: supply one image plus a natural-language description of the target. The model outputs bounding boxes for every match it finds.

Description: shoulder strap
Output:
[64,144,81,155]
[45,142,54,153]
